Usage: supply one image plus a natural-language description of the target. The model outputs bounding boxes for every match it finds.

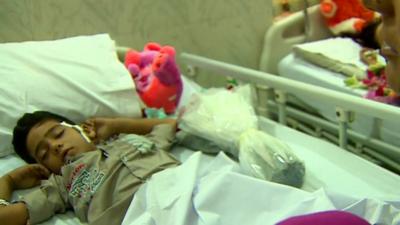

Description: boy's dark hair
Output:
[12,111,75,163]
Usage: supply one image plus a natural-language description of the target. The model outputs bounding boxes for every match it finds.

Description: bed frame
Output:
[259,4,331,75]
[178,54,400,175]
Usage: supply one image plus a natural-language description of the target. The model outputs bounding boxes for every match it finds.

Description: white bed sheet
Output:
[121,117,400,225]
[1,117,399,224]
[278,53,400,148]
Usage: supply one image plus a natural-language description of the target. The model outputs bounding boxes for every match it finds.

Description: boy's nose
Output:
[49,140,63,154]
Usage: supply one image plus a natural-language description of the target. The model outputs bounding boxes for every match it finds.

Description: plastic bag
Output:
[238,129,305,188]
[176,130,223,154]
[178,85,305,188]
[178,85,258,156]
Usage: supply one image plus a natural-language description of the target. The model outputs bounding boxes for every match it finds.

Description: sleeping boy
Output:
[0,111,179,225]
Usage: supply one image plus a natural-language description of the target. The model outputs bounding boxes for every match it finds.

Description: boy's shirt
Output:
[20,124,179,225]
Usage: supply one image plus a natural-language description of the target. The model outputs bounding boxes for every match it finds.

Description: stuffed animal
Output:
[344,49,400,105]
[125,42,183,114]
[320,0,379,36]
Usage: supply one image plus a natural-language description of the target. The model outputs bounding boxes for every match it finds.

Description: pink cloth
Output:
[276,210,370,225]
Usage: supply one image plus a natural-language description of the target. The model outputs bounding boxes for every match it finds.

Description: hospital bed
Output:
[0,34,399,225]
[258,4,400,174]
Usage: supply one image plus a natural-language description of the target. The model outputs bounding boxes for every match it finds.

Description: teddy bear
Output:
[124,42,183,114]
[320,0,379,36]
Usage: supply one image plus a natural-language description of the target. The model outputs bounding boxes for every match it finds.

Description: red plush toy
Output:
[125,42,183,114]
[320,0,379,36]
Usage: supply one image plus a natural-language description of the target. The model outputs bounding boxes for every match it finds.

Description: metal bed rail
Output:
[180,53,400,174]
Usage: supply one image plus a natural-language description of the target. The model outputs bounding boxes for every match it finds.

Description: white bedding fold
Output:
[121,152,400,225]
[293,38,367,78]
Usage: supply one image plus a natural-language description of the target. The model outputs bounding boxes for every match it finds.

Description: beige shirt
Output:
[21,124,180,225]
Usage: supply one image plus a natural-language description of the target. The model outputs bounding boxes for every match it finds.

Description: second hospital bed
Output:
[258,4,400,174]
[0,34,399,225]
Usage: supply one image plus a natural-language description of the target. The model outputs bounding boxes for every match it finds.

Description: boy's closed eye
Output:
[38,146,49,161]
[37,126,65,161]
[55,128,65,138]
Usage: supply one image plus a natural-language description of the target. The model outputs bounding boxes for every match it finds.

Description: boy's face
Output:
[364,0,400,93]
[26,119,96,174]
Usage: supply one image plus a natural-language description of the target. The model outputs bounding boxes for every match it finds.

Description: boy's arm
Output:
[83,117,177,143]
[0,202,28,225]
[108,117,177,135]
[0,175,28,225]
[0,164,50,225]
[0,174,13,200]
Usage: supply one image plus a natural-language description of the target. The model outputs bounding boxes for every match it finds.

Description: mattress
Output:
[278,53,400,148]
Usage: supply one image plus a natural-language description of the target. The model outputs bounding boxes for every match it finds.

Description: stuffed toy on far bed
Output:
[320,0,382,49]
[125,42,183,114]
[320,0,378,35]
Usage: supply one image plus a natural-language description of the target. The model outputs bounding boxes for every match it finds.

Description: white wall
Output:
[0,0,274,87]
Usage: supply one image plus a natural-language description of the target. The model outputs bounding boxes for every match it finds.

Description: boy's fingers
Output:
[39,166,51,178]
[32,164,51,178]
[92,137,100,145]
[82,120,94,128]
[81,121,98,143]
[83,118,96,125]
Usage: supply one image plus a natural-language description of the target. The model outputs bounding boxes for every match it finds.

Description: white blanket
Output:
[122,152,400,225]
[293,37,386,79]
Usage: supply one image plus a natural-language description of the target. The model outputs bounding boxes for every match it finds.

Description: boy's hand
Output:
[82,118,117,144]
[6,164,50,190]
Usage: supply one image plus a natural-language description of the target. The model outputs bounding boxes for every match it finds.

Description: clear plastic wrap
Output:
[238,129,305,188]
[178,85,257,156]
[178,85,305,187]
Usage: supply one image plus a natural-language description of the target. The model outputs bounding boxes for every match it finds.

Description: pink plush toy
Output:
[124,42,183,114]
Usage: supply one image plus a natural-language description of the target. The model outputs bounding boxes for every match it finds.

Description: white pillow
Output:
[0,34,142,157]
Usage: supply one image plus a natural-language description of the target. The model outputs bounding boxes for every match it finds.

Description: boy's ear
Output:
[80,120,96,141]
